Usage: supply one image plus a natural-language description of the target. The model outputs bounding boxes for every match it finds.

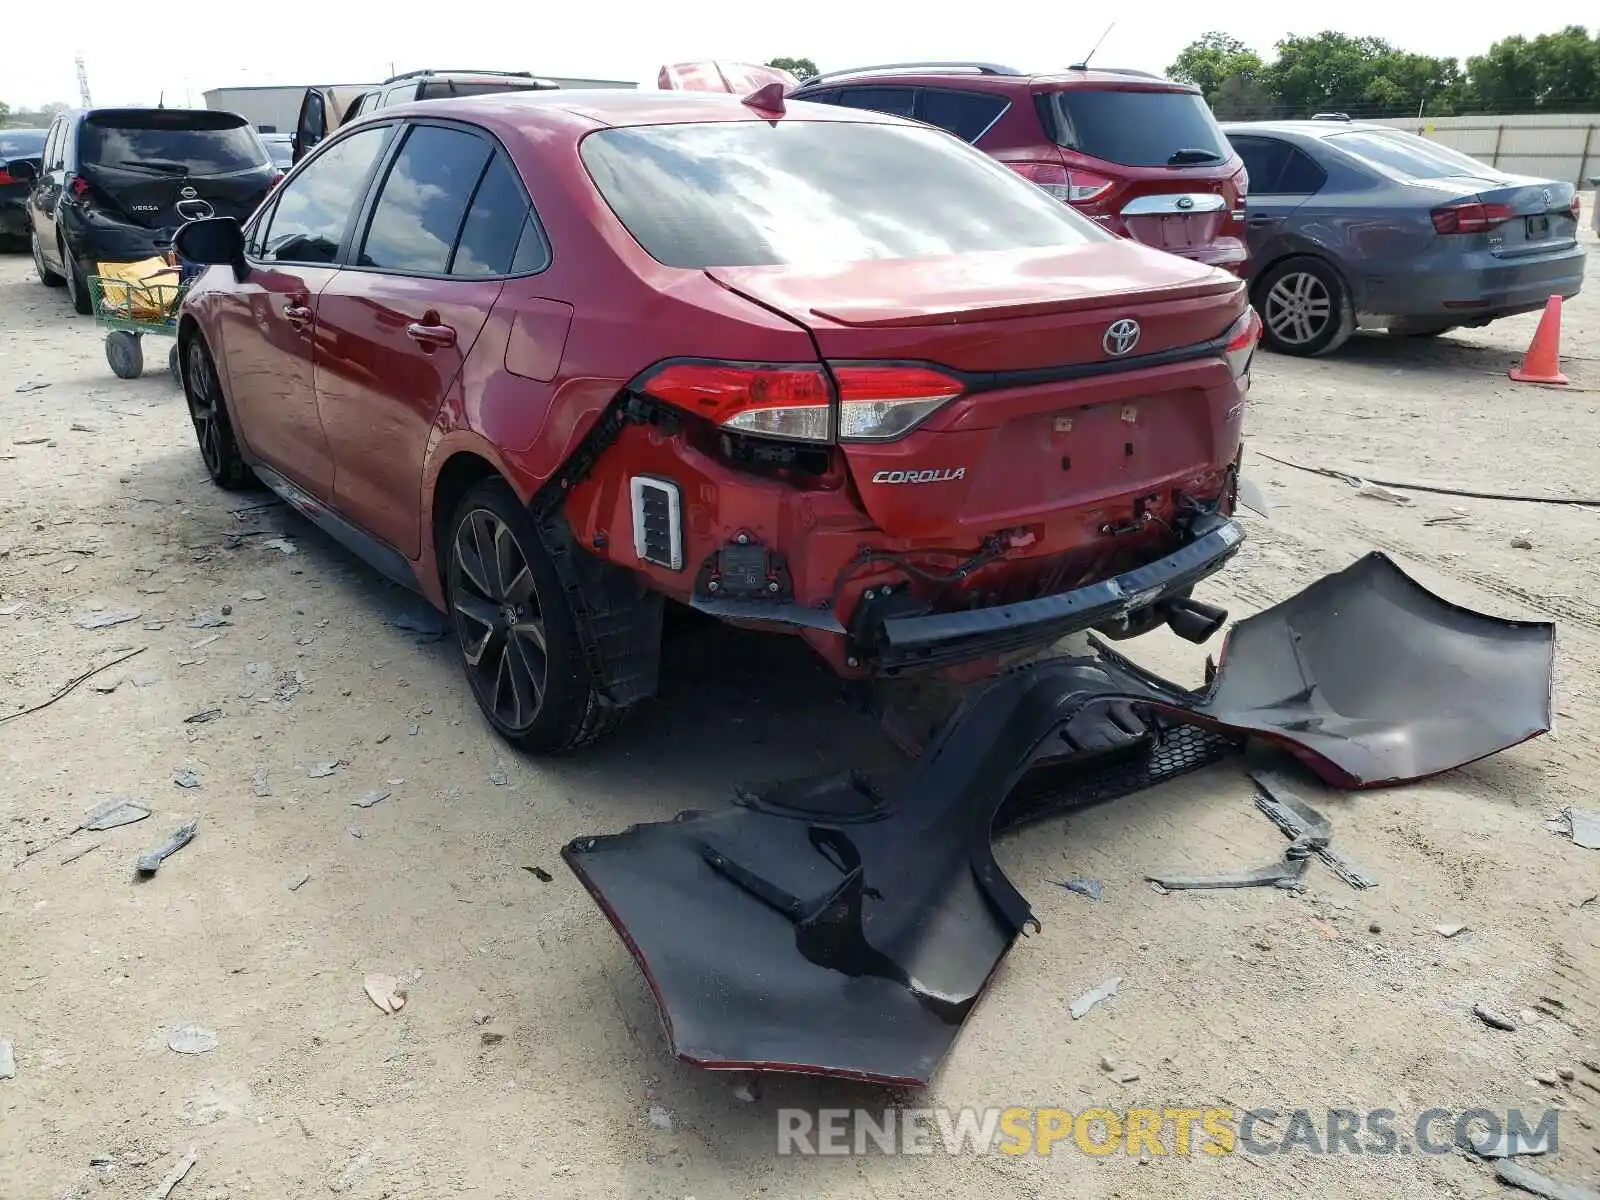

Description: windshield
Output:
[80,111,269,176]
[1326,130,1497,180]
[0,130,47,160]
[1047,89,1231,168]
[580,120,1110,269]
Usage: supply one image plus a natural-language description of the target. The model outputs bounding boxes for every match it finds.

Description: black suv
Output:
[15,108,279,313]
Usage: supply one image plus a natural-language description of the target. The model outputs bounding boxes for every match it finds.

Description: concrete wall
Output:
[1370,113,1600,185]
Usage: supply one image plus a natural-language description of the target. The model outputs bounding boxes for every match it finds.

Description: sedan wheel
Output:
[1264,271,1331,348]
[1255,257,1354,357]
[451,509,550,734]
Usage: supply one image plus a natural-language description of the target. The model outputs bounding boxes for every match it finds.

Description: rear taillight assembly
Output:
[1004,161,1112,205]
[1571,194,1582,222]
[641,361,965,444]
[0,169,12,186]
[1430,201,1513,235]
[1223,308,1261,381]
[1232,166,1249,221]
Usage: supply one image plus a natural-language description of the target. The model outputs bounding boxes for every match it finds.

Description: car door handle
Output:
[1247,214,1277,228]
[282,303,312,328]
[405,321,457,348]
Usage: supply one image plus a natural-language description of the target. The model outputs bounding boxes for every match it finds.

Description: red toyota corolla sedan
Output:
[172,88,1260,753]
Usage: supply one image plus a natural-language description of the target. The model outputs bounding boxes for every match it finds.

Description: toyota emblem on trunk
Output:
[180,185,198,199]
[1103,318,1141,357]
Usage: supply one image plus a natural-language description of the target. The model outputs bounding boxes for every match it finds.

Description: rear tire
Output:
[61,235,91,315]
[1256,256,1353,357]
[106,332,143,379]
[32,229,64,287]
[446,478,621,754]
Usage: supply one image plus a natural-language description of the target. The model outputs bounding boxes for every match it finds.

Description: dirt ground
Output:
[3,211,1599,1200]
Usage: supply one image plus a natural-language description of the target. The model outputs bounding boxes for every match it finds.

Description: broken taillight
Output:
[1223,308,1261,381]
[641,361,964,444]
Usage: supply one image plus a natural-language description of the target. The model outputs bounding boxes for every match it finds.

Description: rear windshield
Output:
[0,130,47,159]
[579,120,1109,269]
[80,111,268,176]
[1325,130,1494,180]
[1047,89,1230,168]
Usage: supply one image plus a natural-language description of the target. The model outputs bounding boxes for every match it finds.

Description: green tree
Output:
[1168,33,1265,103]
[1467,26,1600,112]
[767,57,819,81]
[1267,32,1463,117]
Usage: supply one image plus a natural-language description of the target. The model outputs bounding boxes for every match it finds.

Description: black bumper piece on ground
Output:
[563,551,1555,1087]
[872,514,1245,672]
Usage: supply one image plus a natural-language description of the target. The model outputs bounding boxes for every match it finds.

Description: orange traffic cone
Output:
[1509,295,1568,386]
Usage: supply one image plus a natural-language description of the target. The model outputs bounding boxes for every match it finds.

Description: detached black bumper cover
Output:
[874,514,1245,670]
[563,551,1554,1087]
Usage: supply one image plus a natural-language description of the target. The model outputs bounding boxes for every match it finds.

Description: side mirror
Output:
[173,217,248,282]
[4,159,37,184]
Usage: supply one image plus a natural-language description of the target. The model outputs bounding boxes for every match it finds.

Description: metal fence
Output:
[1371,113,1599,184]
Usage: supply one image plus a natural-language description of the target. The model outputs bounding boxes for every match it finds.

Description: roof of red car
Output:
[378,88,902,132]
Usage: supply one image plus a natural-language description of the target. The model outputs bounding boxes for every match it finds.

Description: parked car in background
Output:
[0,128,49,249]
[291,70,561,164]
[260,133,294,171]
[1223,117,1585,355]
[778,62,1250,276]
[15,107,281,314]
[172,89,1258,753]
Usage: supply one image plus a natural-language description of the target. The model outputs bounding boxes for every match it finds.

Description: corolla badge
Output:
[1103,318,1141,357]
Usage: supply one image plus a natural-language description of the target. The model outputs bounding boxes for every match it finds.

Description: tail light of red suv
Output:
[641,361,966,444]
[1003,161,1114,207]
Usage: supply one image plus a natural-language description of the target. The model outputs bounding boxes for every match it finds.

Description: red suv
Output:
[171,90,1258,753]
[787,62,1250,275]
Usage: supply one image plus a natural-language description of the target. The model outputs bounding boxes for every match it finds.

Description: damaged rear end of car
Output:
[566,110,1261,678]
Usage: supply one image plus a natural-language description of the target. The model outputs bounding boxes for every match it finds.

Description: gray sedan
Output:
[1222,118,1585,356]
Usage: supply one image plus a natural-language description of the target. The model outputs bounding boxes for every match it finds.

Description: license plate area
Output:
[1527,214,1550,239]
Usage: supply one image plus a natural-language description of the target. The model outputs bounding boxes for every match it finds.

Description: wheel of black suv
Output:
[60,235,91,315]
[447,479,617,754]
[182,333,254,490]
[1256,256,1353,357]
[32,228,64,287]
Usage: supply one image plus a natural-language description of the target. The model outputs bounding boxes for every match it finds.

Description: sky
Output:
[2,4,1583,110]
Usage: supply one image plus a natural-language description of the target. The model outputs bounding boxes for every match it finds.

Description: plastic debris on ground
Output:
[1069,976,1121,1019]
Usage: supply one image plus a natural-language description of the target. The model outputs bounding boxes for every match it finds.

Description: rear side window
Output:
[580,120,1108,269]
[80,111,269,176]
[358,125,492,273]
[260,125,390,265]
[1230,136,1325,195]
[831,87,916,118]
[451,153,548,276]
[1047,89,1230,168]
[1326,131,1491,180]
[920,90,1008,142]
[418,81,549,100]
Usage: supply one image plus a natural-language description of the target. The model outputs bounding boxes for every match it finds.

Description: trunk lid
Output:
[706,242,1243,370]
[1416,175,1580,255]
[707,245,1248,539]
